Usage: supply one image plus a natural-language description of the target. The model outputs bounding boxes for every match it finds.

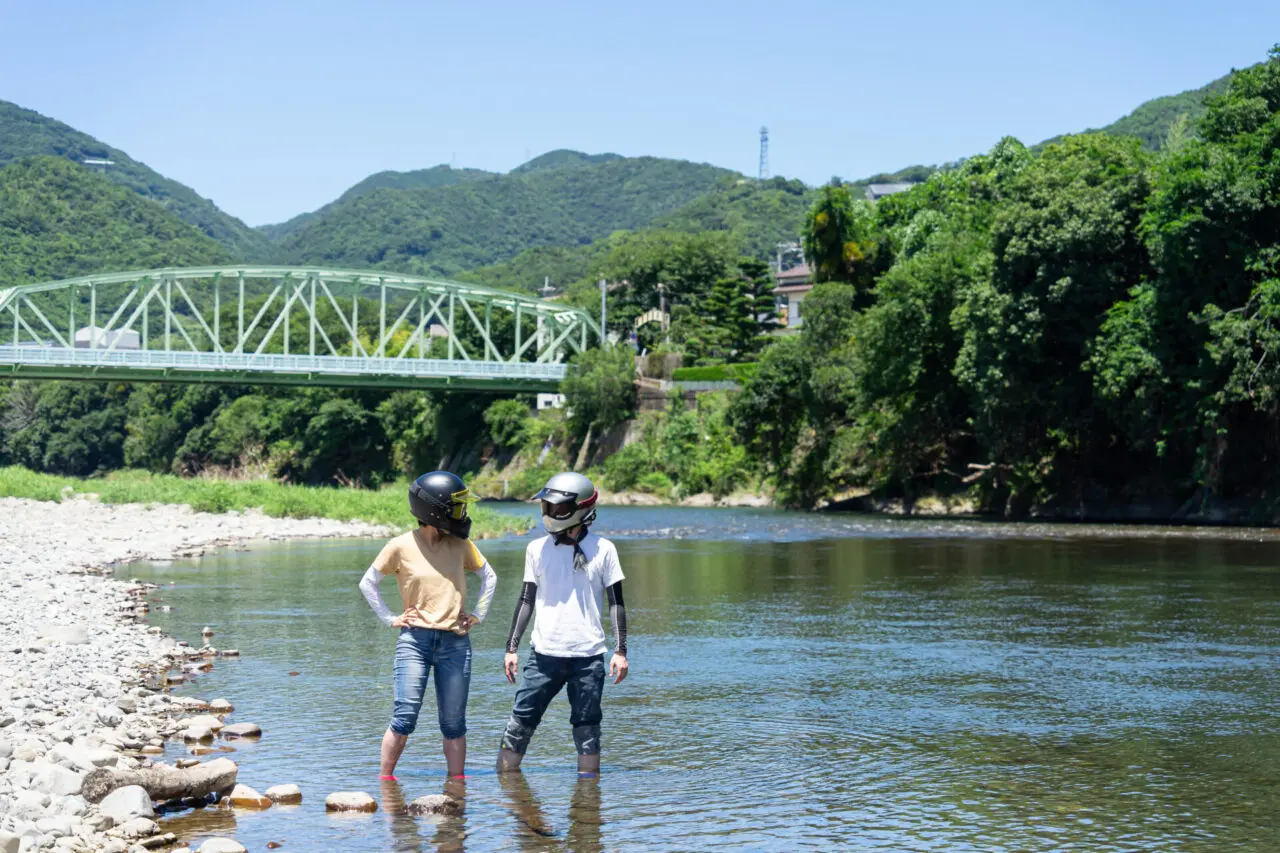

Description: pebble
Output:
[325,791,378,812]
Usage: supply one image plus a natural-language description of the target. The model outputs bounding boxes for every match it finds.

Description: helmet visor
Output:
[449,488,478,521]
[541,499,578,520]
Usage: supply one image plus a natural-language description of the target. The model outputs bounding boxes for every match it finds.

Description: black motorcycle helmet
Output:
[409,471,477,539]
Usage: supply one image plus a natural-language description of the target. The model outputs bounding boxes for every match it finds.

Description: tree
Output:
[560,347,638,438]
[802,183,875,287]
[484,399,533,450]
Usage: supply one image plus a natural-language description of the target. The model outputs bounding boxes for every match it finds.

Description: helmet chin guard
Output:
[534,472,598,534]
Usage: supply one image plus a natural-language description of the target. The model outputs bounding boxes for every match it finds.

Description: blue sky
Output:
[1,1,1275,226]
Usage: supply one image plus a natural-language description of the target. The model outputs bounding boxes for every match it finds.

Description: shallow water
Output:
[127,507,1280,852]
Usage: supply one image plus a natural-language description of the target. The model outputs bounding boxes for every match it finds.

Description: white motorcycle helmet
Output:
[533,472,599,534]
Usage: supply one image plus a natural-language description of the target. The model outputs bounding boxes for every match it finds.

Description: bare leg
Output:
[443,735,466,777]
[381,729,408,777]
[577,752,600,775]
[497,747,524,773]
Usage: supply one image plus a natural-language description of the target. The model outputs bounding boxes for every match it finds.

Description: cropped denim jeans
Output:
[390,627,471,739]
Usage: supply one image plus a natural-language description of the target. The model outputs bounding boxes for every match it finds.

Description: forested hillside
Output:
[0,100,271,260]
[258,164,496,242]
[0,156,231,287]
[273,155,733,277]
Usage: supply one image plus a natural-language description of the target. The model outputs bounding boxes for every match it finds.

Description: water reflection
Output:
[498,773,602,853]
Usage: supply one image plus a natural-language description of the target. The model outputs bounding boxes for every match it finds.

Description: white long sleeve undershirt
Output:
[358,562,499,626]
[359,565,396,626]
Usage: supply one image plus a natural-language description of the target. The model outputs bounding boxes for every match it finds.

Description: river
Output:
[124,507,1280,852]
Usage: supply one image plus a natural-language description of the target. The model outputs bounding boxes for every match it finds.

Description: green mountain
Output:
[511,149,624,174]
[275,155,734,277]
[460,175,819,293]
[0,100,270,260]
[258,164,495,242]
[1038,68,1241,152]
[0,156,231,287]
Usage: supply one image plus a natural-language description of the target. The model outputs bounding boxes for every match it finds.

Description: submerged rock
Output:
[406,794,463,816]
[325,791,377,812]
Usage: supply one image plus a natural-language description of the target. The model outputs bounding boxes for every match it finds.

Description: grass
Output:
[0,467,530,539]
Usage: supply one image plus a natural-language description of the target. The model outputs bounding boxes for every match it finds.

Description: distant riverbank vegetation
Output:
[0,466,528,537]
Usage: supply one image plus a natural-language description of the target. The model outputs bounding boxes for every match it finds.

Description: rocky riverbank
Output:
[0,497,390,853]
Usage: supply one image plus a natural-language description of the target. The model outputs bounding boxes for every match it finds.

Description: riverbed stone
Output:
[197,840,246,853]
[264,784,301,804]
[98,786,155,823]
[219,723,260,739]
[325,791,377,812]
[182,715,224,732]
[207,699,233,714]
[32,764,83,796]
[226,784,271,810]
[406,794,463,816]
[36,627,89,646]
[116,817,158,838]
[0,832,17,853]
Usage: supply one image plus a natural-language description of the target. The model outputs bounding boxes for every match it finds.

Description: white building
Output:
[74,327,140,349]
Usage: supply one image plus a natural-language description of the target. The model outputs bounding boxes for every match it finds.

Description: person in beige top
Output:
[359,471,497,780]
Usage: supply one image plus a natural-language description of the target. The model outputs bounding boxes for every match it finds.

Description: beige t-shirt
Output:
[372,529,486,630]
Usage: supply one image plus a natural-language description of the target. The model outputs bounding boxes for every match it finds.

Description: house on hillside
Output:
[775,262,813,329]
[865,183,916,202]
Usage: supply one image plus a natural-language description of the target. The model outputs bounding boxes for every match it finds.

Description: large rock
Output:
[264,784,302,805]
[32,763,84,796]
[37,625,90,645]
[0,831,18,853]
[406,794,463,816]
[99,785,155,823]
[181,727,214,743]
[208,699,234,714]
[33,817,71,838]
[226,784,272,809]
[325,791,377,812]
[219,723,261,739]
[9,790,49,821]
[50,744,96,774]
[118,817,159,838]
[198,840,246,853]
[183,715,225,732]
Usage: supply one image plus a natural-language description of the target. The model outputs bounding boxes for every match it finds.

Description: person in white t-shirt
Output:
[497,472,629,776]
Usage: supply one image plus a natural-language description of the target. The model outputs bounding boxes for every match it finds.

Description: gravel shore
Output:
[0,497,389,853]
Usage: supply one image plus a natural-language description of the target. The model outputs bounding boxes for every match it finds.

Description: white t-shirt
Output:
[524,532,624,658]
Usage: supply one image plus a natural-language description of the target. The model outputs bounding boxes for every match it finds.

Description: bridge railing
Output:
[0,345,568,382]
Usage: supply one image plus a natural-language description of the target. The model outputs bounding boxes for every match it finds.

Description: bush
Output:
[635,471,674,496]
[599,443,651,491]
[484,399,532,450]
[672,363,760,382]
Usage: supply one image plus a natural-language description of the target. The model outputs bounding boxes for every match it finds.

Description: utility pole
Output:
[599,278,607,347]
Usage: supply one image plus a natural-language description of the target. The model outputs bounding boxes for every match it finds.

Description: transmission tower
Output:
[758,126,769,180]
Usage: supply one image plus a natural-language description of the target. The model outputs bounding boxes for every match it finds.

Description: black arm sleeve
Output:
[606,581,627,657]
[506,581,537,653]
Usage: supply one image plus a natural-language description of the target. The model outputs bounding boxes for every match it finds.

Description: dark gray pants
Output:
[502,651,605,755]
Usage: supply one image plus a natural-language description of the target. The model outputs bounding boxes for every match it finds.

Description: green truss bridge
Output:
[0,267,602,392]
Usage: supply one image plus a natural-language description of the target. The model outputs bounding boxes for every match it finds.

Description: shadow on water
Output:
[128,507,1280,852]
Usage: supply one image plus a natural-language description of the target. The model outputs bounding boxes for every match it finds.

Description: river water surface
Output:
[126,507,1280,852]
